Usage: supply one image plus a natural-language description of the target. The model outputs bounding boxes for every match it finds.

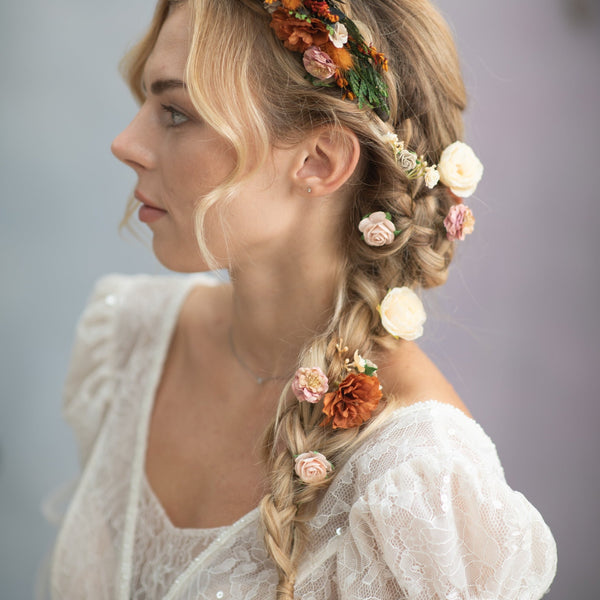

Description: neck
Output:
[228,247,343,379]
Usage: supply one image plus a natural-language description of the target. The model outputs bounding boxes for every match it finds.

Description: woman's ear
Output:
[291,127,361,197]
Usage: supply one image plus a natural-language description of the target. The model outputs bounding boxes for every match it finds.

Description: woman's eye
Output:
[161,104,189,127]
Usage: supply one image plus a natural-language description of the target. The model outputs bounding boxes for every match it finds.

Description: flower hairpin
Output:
[382,133,441,189]
[294,451,333,484]
[292,367,329,403]
[444,204,475,242]
[291,341,382,430]
[358,212,400,247]
[378,287,426,341]
[321,341,382,429]
[377,135,483,242]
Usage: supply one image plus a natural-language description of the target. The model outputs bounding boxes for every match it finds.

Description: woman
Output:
[49,0,557,598]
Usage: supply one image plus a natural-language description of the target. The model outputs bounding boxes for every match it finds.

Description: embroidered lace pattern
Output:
[130,474,227,599]
[47,274,557,600]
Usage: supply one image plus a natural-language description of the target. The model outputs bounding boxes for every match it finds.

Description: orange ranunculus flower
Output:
[321,373,382,429]
[270,8,329,53]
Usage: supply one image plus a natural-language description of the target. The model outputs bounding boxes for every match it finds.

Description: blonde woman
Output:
[49,0,557,598]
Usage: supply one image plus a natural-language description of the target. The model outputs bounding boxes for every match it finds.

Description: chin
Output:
[152,238,214,273]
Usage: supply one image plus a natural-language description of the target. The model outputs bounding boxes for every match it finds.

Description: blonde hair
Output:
[121,0,466,596]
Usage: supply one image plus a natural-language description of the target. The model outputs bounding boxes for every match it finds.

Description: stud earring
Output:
[307,187,312,193]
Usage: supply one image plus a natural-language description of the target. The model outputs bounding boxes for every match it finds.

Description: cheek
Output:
[162,137,235,215]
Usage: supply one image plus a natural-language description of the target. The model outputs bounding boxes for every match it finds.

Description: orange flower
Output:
[304,0,339,22]
[321,373,382,429]
[323,41,354,71]
[270,9,329,53]
[281,0,304,9]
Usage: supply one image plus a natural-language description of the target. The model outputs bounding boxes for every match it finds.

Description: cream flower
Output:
[358,211,397,247]
[381,132,403,154]
[295,451,333,483]
[329,22,348,48]
[424,165,440,189]
[381,132,399,146]
[292,367,329,403]
[398,149,418,172]
[351,350,378,374]
[378,287,426,341]
[437,141,483,198]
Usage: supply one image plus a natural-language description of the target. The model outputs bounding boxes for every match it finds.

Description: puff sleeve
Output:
[337,406,557,599]
[62,275,128,466]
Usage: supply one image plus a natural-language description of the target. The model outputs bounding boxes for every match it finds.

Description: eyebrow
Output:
[142,78,187,95]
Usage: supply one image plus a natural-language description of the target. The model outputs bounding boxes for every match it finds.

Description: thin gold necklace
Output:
[228,328,291,385]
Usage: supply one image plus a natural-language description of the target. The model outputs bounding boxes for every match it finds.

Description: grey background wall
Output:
[1,0,598,598]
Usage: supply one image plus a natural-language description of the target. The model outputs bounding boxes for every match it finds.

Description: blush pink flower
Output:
[443,204,475,241]
[292,367,329,403]
[294,451,333,483]
[302,46,337,80]
[358,211,397,247]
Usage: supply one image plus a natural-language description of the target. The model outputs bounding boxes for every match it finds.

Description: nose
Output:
[111,107,156,171]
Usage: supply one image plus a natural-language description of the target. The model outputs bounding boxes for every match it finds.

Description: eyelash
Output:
[160,104,189,127]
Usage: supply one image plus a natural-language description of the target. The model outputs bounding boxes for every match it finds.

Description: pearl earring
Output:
[307,187,312,193]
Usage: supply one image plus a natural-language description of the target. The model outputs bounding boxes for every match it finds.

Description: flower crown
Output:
[263,0,390,119]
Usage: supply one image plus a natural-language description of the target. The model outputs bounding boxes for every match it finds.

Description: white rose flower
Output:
[381,131,398,144]
[424,165,440,189]
[329,22,348,48]
[437,141,483,198]
[352,350,378,374]
[381,132,402,155]
[398,149,418,172]
[378,287,426,341]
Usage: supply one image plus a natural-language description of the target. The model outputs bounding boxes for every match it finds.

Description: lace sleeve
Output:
[341,429,557,600]
[62,275,128,466]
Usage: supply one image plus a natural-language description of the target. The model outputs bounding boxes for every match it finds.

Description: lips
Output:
[135,189,167,224]
[134,189,164,212]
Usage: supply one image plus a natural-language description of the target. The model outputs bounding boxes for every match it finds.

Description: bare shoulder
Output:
[374,341,471,418]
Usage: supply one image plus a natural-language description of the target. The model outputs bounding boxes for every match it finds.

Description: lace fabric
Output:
[48,274,557,600]
[131,474,227,600]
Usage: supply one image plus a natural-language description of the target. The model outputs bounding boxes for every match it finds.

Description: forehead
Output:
[144,4,192,82]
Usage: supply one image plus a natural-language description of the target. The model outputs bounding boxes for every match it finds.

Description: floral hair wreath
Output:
[262,0,390,119]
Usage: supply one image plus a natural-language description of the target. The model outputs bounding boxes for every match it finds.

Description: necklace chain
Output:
[228,329,290,385]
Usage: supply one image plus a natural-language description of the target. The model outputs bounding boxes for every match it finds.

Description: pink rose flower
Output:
[358,211,397,247]
[292,367,329,403]
[443,204,475,241]
[294,451,333,484]
[302,46,337,80]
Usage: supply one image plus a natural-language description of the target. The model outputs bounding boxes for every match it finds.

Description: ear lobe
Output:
[293,127,361,197]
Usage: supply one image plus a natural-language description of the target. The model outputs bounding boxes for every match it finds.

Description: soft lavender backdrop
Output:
[1,0,598,597]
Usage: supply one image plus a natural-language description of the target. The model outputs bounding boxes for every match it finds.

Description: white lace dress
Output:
[49,274,557,600]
